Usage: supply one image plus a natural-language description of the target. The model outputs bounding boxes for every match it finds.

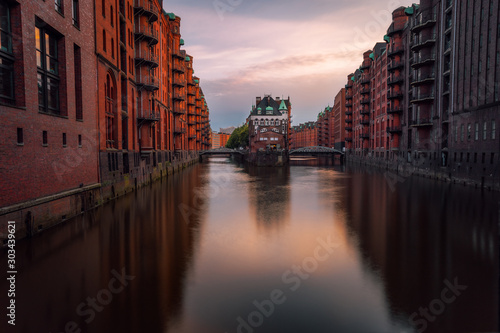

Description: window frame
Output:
[36,25,61,115]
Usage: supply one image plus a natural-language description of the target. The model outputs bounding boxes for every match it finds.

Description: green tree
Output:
[226,124,248,149]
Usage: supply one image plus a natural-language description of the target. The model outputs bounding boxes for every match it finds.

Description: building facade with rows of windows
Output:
[0,0,211,239]
[344,0,500,189]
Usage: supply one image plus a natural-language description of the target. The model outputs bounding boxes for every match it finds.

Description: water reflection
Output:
[0,159,497,333]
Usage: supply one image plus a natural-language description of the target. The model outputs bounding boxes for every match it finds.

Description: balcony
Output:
[345,111,353,116]
[411,53,436,68]
[411,13,437,33]
[411,73,435,86]
[360,108,370,115]
[410,118,433,127]
[173,77,186,87]
[172,61,185,73]
[135,49,159,68]
[388,45,404,57]
[172,51,184,59]
[345,126,352,131]
[388,60,404,71]
[346,94,353,100]
[136,75,159,91]
[345,137,353,142]
[173,93,185,101]
[360,98,370,105]
[388,76,404,86]
[410,92,435,103]
[346,102,353,108]
[173,107,186,114]
[360,88,371,95]
[360,119,370,126]
[360,62,370,70]
[386,126,402,134]
[134,0,158,22]
[387,91,404,100]
[359,132,370,139]
[134,25,159,45]
[387,106,403,114]
[360,78,371,85]
[388,23,404,37]
[137,110,159,128]
[411,34,437,51]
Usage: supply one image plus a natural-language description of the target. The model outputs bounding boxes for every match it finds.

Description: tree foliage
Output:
[225,124,249,149]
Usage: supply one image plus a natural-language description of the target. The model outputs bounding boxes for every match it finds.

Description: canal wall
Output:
[0,152,199,244]
[345,153,500,191]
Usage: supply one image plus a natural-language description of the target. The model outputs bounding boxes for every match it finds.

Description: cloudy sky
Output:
[163,0,413,130]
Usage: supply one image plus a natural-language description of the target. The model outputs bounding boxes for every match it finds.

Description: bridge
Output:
[199,148,245,156]
[289,146,344,156]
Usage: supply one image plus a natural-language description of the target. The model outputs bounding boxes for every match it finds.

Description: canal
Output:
[1,158,498,333]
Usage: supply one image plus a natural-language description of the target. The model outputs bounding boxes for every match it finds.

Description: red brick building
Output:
[0,0,100,233]
[333,88,346,151]
[344,1,500,189]
[248,96,291,153]
[291,122,317,149]
[0,0,211,239]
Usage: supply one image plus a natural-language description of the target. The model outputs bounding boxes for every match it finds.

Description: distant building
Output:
[248,96,291,153]
[220,126,236,135]
[211,132,231,149]
[333,88,346,151]
[291,122,317,149]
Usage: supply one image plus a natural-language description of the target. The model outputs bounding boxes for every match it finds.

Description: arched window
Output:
[260,120,265,126]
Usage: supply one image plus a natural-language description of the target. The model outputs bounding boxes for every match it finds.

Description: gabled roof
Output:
[251,96,286,116]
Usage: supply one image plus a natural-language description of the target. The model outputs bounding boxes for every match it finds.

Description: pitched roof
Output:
[251,96,286,116]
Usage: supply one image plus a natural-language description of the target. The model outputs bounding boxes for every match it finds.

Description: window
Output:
[62,132,67,146]
[0,3,14,104]
[110,6,114,26]
[467,124,471,140]
[78,134,82,147]
[105,73,117,148]
[17,128,23,145]
[483,122,487,140]
[475,122,479,140]
[36,25,60,115]
[460,124,464,142]
[74,44,82,120]
[55,0,63,14]
[72,0,79,26]
[492,120,496,140]
[102,0,105,17]
[111,38,114,58]
[454,125,458,142]
[42,130,48,146]
[103,30,106,52]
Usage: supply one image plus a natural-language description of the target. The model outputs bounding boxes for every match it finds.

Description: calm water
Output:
[1,158,498,333]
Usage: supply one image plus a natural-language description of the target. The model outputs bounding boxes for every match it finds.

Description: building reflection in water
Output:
[338,164,499,333]
[245,165,291,231]
[0,165,206,333]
